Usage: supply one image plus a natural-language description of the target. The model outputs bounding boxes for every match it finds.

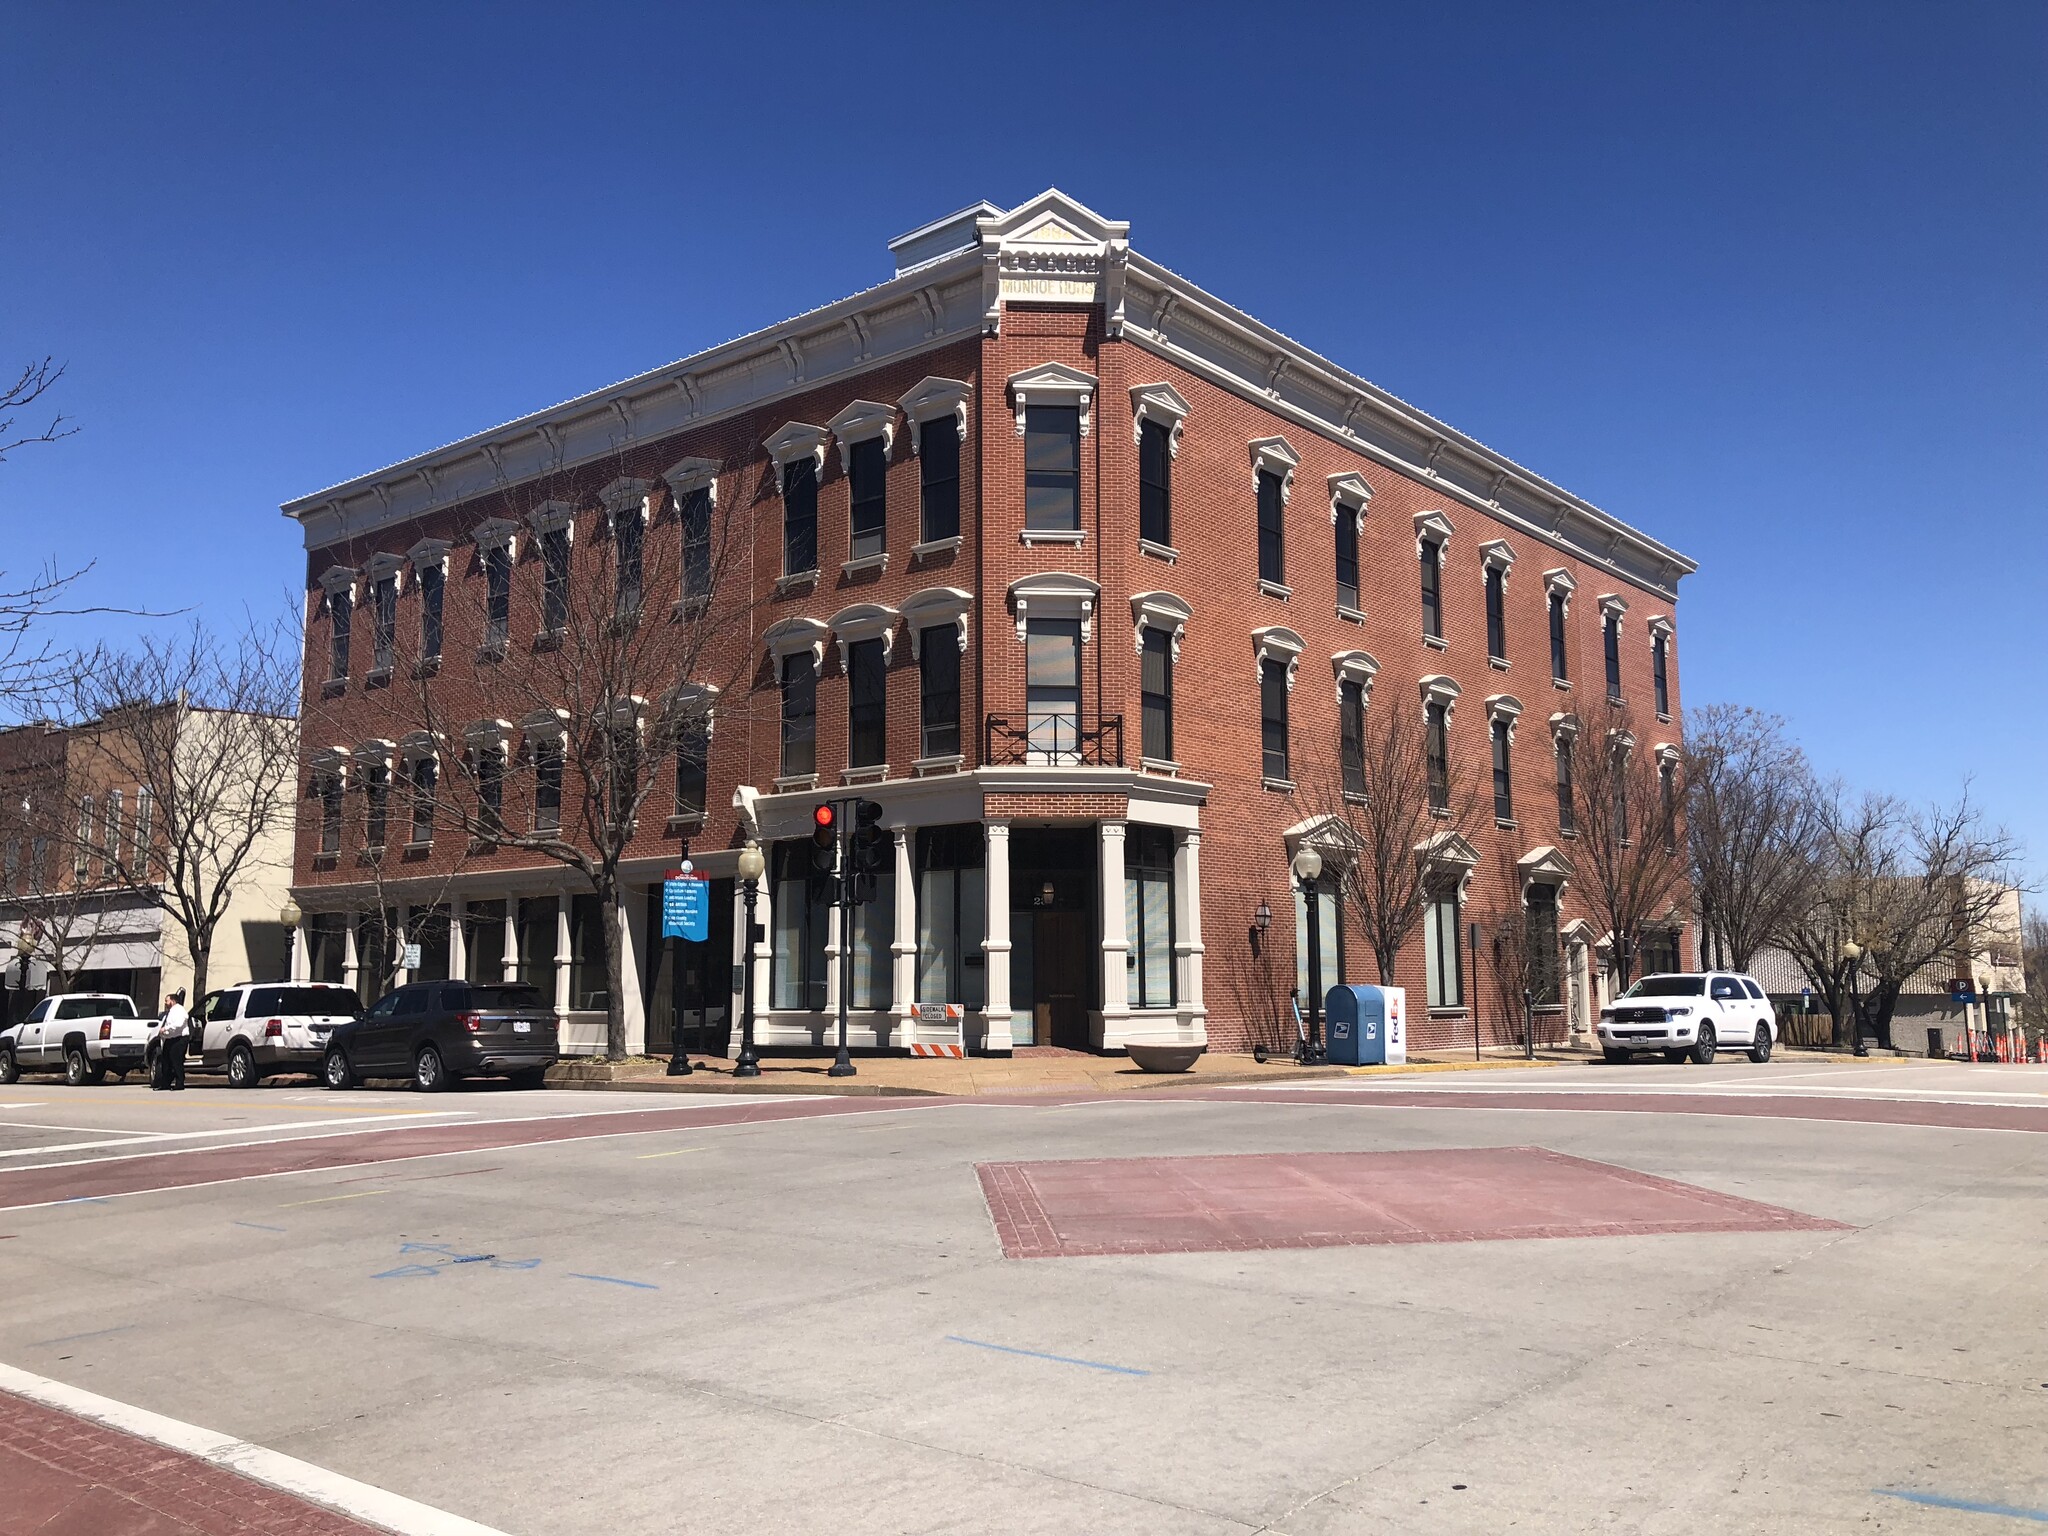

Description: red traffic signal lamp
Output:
[810,802,839,876]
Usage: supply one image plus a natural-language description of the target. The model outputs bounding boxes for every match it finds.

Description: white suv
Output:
[195,982,362,1087]
[0,993,153,1084]
[1599,972,1778,1065]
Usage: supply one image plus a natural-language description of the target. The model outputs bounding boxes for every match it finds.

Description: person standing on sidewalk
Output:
[152,990,190,1091]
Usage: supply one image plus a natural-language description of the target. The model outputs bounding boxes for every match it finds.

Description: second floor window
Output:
[534,739,563,833]
[1556,738,1576,834]
[409,756,436,845]
[102,790,121,879]
[1527,883,1561,1006]
[1139,418,1171,548]
[1492,718,1513,822]
[1423,882,1463,1009]
[1335,510,1359,612]
[613,511,643,618]
[1660,757,1678,852]
[484,546,511,649]
[541,527,570,633]
[679,488,712,599]
[1420,540,1443,641]
[780,655,817,777]
[418,563,444,663]
[476,745,505,836]
[674,722,708,818]
[1425,701,1449,810]
[1604,613,1622,702]
[1485,566,1507,662]
[847,638,887,768]
[1026,618,1081,759]
[1259,657,1290,782]
[328,589,352,679]
[1549,591,1568,682]
[782,458,818,575]
[1141,627,1172,762]
[919,628,960,759]
[919,417,960,543]
[1256,469,1285,586]
[849,437,887,561]
[1652,630,1671,717]
[364,763,389,849]
[1611,744,1630,843]
[372,576,397,672]
[317,775,342,854]
[1339,679,1366,796]
[1025,405,1080,531]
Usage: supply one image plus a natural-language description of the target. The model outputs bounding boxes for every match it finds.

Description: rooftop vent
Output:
[887,201,1004,277]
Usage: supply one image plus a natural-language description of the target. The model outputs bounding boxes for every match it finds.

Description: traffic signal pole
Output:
[819,797,885,1079]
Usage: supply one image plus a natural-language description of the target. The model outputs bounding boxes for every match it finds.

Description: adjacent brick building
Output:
[282,191,1697,1058]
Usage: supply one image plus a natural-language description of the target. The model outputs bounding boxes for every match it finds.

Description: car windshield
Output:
[58,996,138,1019]
[246,986,358,1017]
[465,985,548,1011]
[1620,975,1705,998]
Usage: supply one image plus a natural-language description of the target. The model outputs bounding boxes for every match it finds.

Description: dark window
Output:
[364,763,389,849]
[771,840,829,1011]
[1141,627,1173,762]
[409,756,436,845]
[674,719,708,817]
[1260,657,1290,782]
[1556,736,1576,833]
[1420,540,1443,640]
[613,510,642,618]
[484,546,511,648]
[847,637,887,768]
[1485,565,1507,661]
[463,983,548,1011]
[1339,679,1366,796]
[1126,824,1176,1009]
[849,437,887,561]
[568,893,608,1011]
[541,527,570,633]
[679,487,712,599]
[1335,507,1359,612]
[372,576,396,671]
[328,590,351,679]
[780,655,816,776]
[1492,717,1513,822]
[1611,743,1630,843]
[1424,883,1462,1008]
[1604,613,1622,702]
[1139,418,1171,548]
[918,417,960,543]
[1024,405,1080,531]
[317,774,342,854]
[915,825,985,1009]
[419,563,443,662]
[534,738,563,833]
[782,458,818,574]
[1527,884,1561,1006]
[247,986,357,1018]
[1256,469,1285,585]
[1549,590,1568,681]
[1660,757,1678,852]
[1026,619,1081,759]
[1653,630,1671,717]
[1642,929,1682,977]
[919,627,960,759]
[477,745,505,835]
[1425,700,1449,810]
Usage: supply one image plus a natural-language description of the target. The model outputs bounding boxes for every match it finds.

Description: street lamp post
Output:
[1292,846,1324,1065]
[279,898,302,982]
[10,928,30,1029]
[733,841,765,1079]
[1842,938,1868,1056]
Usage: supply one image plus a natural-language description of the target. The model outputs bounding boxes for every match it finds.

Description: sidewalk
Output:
[544,1045,1582,1098]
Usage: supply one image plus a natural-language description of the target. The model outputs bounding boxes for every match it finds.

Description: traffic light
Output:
[810,803,839,879]
[850,800,886,877]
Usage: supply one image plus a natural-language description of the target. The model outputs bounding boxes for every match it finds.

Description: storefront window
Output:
[568,894,608,1011]
[464,904,506,983]
[1126,826,1175,1009]
[916,825,986,1009]
[1527,885,1561,1006]
[771,842,828,1011]
[848,865,893,1010]
[517,897,558,995]
[1423,885,1462,1009]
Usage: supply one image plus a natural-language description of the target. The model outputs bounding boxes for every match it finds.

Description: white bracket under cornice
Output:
[1328,471,1372,528]
[826,400,897,473]
[762,616,829,675]
[827,602,901,669]
[661,457,720,509]
[1007,571,1099,646]
[1252,624,1306,691]
[1130,383,1190,456]
[1420,673,1461,721]
[763,422,830,482]
[1249,436,1299,503]
[1332,649,1379,703]
[901,586,973,658]
[1130,590,1193,661]
[897,377,971,449]
[1008,362,1097,438]
[1415,508,1456,558]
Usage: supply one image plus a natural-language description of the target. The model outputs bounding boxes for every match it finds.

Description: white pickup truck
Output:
[0,992,154,1084]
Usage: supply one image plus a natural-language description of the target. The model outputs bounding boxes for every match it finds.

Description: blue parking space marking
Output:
[30,1325,136,1348]
[1876,1489,2048,1522]
[944,1336,1150,1376]
[231,1221,286,1232]
[567,1273,658,1290]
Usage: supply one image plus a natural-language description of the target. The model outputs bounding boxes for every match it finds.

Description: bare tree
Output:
[66,615,300,1003]
[1477,842,1553,1049]
[0,740,108,998]
[1683,704,1822,971]
[0,358,77,464]
[2023,912,2048,1050]
[1566,710,1688,989]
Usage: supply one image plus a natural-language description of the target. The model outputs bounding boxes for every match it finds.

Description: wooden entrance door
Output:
[1034,907,1091,1049]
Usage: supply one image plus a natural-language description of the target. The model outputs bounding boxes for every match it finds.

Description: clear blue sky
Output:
[3,3,2042,877]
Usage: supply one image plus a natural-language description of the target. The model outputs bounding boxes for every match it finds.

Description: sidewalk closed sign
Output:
[663,872,708,942]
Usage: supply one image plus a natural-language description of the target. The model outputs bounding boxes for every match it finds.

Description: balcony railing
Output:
[984,712,1124,768]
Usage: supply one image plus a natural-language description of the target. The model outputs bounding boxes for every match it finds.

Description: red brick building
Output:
[283,190,1695,1058]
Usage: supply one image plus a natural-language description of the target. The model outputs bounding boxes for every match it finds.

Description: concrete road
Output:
[1,1060,2044,1532]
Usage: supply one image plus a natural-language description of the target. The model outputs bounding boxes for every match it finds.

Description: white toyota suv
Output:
[0,993,154,1084]
[195,982,362,1087]
[1599,972,1778,1065]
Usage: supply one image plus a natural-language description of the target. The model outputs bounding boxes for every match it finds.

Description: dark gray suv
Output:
[322,980,559,1091]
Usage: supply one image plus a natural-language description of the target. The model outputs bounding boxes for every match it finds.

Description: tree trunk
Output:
[188,936,210,1006]
[601,887,626,1060]
[1375,946,1397,986]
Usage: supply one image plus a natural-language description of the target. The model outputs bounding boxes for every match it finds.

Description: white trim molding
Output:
[517,706,570,741]
[1544,567,1576,614]
[763,422,830,480]
[1654,740,1680,767]
[528,499,576,544]
[1598,592,1629,621]
[1328,471,1372,528]
[1550,710,1581,744]
[352,738,395,771]
[1007,571,1099,645]
[406,538,451,575]
[1131,590,1192,660]
[1486,692,1525,745]
[826,399,897,472]
[1478,538,1516,582]
[901,586,973,658]
[1517,844,1575,900]
[827,602,901,668]
[1252,624,1306,690]
[1647,613,1675,640]
[1130,382,1190,455]
[1415,508,1455,558]
[1332,649,1379,703]
[1249,436,1299,503]
[1420,673,1461,721]
[1416,829,1481,900]
[396,729,439,765]
[897,376,972,449]
[661,457,720,509]
[364,550,406,594]
[762,615,829,674]
[1007,362,1097,437]
[317,565,357,601]
[599,477,652,523]
[471,518,518,561]
[463,718,513,750]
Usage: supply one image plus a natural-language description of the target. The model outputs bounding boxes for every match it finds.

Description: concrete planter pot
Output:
[1125,1041,1205,1073]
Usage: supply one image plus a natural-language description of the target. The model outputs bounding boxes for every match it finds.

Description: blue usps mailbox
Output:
[1324,984,1407,1066]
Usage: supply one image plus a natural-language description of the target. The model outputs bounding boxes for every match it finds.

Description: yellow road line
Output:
[634,1146,705,1159]
[278,1190,389,1208]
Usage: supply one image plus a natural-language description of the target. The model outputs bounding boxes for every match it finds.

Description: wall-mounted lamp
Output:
[1253,901,1272,932]
[1040,880,1055,906]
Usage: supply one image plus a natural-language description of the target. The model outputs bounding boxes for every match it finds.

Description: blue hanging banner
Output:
[663,871,709,942]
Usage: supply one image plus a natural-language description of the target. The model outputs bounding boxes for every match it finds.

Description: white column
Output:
[619,888,646,1055]
[553,897,572,1019]
[291,917,312,982]
[750,869,774,1037]
[502,898,521,983]
[891,826,917,1040]
[982,822,1012,1052]
[449,897,468,982]
[821,888,842,1027]
[1174,828,1208,1040]
[342,918,359,989]
[393,904,412,986]
[1098,820,1129,1048]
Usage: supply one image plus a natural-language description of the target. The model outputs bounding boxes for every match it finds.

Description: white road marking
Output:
[0,1110,478,1159]
[0,1119,161,1137]
[0,1101,50,1109]
[0,1360,510,1535]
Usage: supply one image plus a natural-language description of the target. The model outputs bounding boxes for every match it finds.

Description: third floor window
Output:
[1603,613,1622,702]
[1485,566,1507,662]
[1139,418,1171,548]
[328,590,351,679]
[679,488,712,600]
[919,628,960,760]
[418,563,443,663]
[541,528,570,634]
[484,546,510,649]
[372,576,397,672]
[1335,510,1360,613]
[1025,405,1080,531]
[849,437,887,562]
[783,458,818,575]
[1420,540,1443,641]
[1256,469,1286,586]
[1549,590,1568,682]
[847,638,887,769]
[1652,630,1671,717]
[1141,627,1173,763]
[919,417,959,543]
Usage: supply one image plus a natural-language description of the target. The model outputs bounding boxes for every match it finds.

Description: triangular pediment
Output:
[977,188,1129,249]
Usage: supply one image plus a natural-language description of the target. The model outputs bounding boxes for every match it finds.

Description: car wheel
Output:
[413,1045,446,1093]
[1691,1024,1717,1065]
[1749,1025,1773,1064]
[0,1047,15,1084]
[509,1067,547,1090]
[323,1049,355,1091]
[65,1046,90,1086]
[1601,1047,1630,1065]
[227,1044,259,1089]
